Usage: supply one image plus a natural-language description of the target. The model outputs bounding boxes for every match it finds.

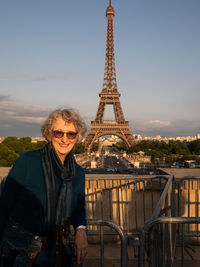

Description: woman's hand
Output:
[74,228,88,264]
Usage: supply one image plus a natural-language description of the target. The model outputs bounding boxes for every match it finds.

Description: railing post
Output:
[100,224,104,267]
[139,175,174,267]
[87,219,127,267]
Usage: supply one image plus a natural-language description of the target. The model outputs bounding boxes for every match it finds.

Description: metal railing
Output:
[140,217,200,267]
[86,176,168,235]
[176,177,200,233]
[139,176,200,267]
[175,177,200,266]
[86,219,127,267]
[139,174,175,267]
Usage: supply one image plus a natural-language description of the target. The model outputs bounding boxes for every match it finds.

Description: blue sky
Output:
[0,0,200,137]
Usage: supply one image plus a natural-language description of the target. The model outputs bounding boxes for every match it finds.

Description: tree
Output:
[0,144,19,166]
[112,141,126,151]
[126,139,197,164]
[33,141,47,150]
[2,137,24,154]
[91,143,99,152]
[73,143,85,154]
[0,137,47,166]
[19,137,32,144]
[7,151,19,166]
[188,140,200,155]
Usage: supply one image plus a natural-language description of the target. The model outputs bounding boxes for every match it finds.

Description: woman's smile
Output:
[48,117,77,164]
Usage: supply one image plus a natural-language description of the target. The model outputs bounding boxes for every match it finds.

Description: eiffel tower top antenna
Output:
[103,0,116,93]
[106,0,114,16]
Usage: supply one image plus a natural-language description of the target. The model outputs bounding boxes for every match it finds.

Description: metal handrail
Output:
[150,174,174,221]
[87,219,127,267]
[139,174,174,266]
[85,176,168,196]
[177,176,200,183]
[139,216,200,266]
[86,176,169,235]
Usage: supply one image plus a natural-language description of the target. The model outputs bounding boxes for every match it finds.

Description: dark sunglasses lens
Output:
[53,131,64,138]
[67,132,77,139]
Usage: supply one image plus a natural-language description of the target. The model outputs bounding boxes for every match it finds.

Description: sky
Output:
[0,0,200,138]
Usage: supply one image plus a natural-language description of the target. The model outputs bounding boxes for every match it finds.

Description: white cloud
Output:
[0,94,11,101]
[13,116,46,124]
[32,74,66,81]
[0,94,51,136]
[0,93,199,137]
[148,120,171,127]
[130,118,200,137]
[0,74,66,81]
[131,119,171,130]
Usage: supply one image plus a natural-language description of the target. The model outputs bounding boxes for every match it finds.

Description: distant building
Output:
[133,134,142,141]
[141,135,196,143]
[0,133,199,145]
[31,137,45,143]
[0,137,45,143]
[91,160,97,168]
[0,137,5,143]
[126,152,151,166]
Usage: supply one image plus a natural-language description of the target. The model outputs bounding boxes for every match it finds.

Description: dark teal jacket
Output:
[0,149,86,255]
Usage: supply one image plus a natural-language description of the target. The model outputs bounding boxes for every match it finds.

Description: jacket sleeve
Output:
[0,153,27,244]
[71,166,86,229]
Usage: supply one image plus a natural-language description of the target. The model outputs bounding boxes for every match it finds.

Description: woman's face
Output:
[48,117,78,163]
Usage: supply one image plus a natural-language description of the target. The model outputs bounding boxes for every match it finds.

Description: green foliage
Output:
[18,137,34,151]
[19,137,32,144]
[0,137,47,167]
[2,137,25,155]
[188,140,200,155]
[150,150,164,163]
[112,141,126,151]
[0,143,19,167]
[32,141,47,150]
[1,136,200,166]
[168,140,190,155]
[73,143,85,154]
[0,135,88,166]
[127,140,200,163]
[91,143,99,152]
[165,155,176,164]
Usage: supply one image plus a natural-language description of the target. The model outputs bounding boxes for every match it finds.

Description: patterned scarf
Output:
[40,143,76,229]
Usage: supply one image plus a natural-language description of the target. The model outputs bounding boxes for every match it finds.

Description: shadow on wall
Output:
[177,178,200,237]
[85,178,167,243]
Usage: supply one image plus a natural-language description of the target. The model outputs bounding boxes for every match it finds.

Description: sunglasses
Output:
[52,130,78,140]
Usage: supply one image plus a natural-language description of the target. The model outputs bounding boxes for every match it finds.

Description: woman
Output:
[0,108,88,267]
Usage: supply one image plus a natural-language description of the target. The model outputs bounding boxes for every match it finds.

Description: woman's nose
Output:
[61,133,68,142]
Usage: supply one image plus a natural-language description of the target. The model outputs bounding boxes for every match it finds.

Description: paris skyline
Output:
[0,0,200,138]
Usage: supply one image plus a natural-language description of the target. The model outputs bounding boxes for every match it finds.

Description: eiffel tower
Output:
[84,0,135,152]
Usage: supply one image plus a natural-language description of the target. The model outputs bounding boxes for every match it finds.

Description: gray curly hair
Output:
[41,108,87,142]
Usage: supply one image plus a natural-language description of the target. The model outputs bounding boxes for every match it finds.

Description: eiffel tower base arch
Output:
[84,122,135,153]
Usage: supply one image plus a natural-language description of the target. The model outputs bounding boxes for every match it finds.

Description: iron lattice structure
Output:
[84,0,135,152]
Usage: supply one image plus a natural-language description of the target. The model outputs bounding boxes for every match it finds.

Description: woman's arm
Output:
[74,227,88,264]
[0,154,26,244]
[71,166,88,264]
